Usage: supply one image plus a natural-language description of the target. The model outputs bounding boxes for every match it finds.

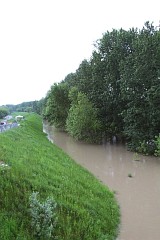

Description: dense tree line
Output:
[0,100,45,115]
[43,22,160,155]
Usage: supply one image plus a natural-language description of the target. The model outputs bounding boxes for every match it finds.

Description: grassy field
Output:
[0,113,120,240]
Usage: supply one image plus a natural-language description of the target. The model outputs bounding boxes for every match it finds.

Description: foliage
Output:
[29,192,57,239]
[32,99,45,115]
[43,83,70,130]
[0,113,120,239]
[0,107,9,119]
[93,28,136,138]
[135,140,156,155]
[3,100,45,115]
[66,91,102,143]
[154,135,160,156]
[74,59,93,95]
[120,22,160,152]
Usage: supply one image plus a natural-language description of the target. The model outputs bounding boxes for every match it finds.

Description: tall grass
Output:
[0,113,120,240]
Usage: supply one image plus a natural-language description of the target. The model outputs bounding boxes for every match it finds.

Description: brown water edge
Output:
[43,123,160,240]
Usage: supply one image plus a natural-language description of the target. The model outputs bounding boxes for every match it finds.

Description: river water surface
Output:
[43,123,160,240]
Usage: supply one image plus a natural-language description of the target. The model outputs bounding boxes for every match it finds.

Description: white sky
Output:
[0,0,160,105]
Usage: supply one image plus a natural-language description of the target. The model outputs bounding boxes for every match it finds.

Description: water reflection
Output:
[43,123,160,240]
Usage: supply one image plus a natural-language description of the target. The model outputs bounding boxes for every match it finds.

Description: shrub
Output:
[136,140,154,155]
[29,192,57,239]
[155,135,160,156]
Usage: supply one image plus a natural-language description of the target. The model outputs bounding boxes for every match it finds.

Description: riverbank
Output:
[0,113,120,240]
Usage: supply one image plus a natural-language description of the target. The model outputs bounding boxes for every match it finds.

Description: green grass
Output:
[0,113,120,240]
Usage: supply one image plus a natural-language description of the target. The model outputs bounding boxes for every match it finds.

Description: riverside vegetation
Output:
[0,113,120,240]
[43,22,160,155]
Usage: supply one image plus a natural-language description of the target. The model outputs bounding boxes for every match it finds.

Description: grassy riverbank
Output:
[0,113,120,240]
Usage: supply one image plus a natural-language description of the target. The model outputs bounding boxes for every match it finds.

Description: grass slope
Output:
[0,113,120,240]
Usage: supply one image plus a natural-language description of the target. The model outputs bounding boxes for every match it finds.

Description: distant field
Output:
[0,113,120,240]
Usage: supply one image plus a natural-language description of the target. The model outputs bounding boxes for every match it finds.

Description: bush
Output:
[29,192,57,240]
[155,135,160,156]
[136,139,156,155]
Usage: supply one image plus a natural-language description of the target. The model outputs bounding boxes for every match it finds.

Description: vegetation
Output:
[0,113,120,239]
[66,90,101,143]
[43,22,160,155]
[0,107,9,119]
[154,135,160,157]
[29,192,57,239]
[43,83,70,130]
[1,99,45,115]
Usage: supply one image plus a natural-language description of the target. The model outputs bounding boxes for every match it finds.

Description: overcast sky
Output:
[0,0,160,105]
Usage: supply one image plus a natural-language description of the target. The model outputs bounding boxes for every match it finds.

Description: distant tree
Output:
[0,107,9,119]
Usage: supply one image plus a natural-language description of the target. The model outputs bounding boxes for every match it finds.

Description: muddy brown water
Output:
[43,123,160,240]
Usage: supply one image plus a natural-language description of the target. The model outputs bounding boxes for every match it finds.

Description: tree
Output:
[66,91,101,143]
[120,22,160,153]
[74,59,93,94]
[93,28,137,139]
[32,99,45,115]
[0,107,9,119]
[43,83,70,130]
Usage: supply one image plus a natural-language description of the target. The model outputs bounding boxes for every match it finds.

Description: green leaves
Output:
[43,83,71,130]
[29,192,57,239]
[120,22,160,152]
[0,107,9,119]
[66,92,101,143]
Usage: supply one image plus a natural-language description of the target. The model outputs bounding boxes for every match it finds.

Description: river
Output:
[43,123,160,240]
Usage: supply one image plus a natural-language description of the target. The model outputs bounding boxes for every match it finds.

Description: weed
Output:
[29,192,57,239]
